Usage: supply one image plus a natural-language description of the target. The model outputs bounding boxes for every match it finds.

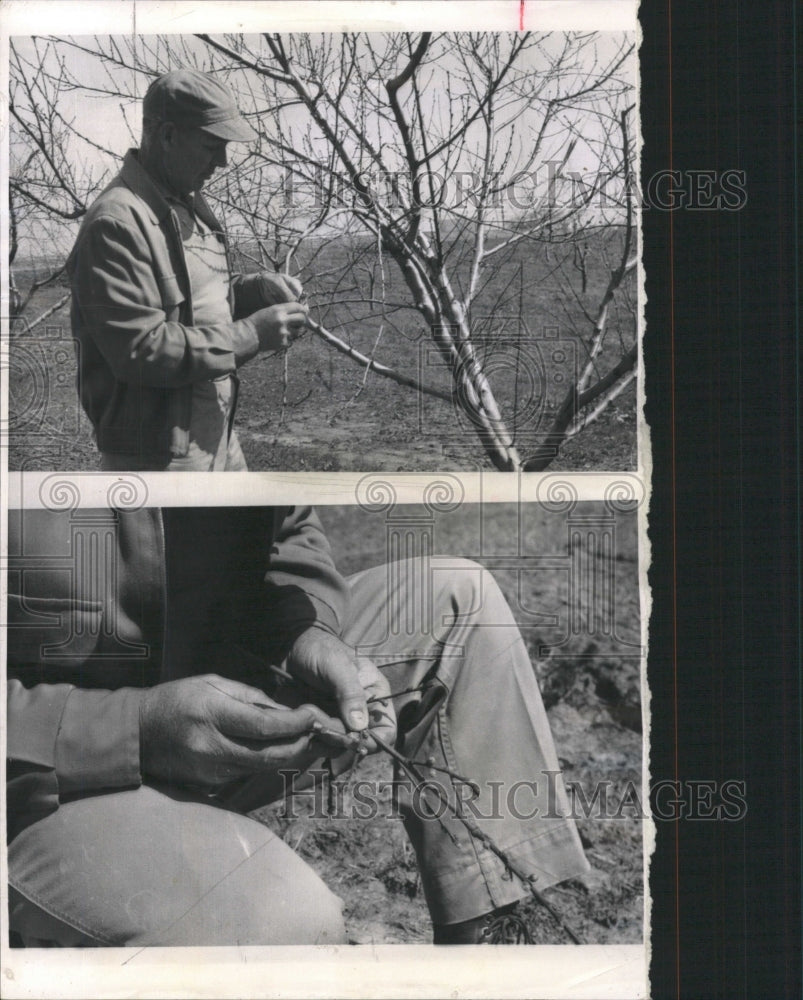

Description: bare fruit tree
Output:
[8,38,105,320]
[8,31,637,470]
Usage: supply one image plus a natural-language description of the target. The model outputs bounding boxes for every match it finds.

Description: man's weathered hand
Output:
[139,674,346,787]
[249,302,308,352]
[285,629,397,752]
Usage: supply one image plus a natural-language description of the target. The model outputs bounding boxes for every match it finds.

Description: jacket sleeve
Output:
[261,507,350,649]
[7,680,144,839]
[71,213,261,386]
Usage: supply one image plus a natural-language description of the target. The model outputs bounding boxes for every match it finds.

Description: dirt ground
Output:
[7,267,637,473]
[253,709,644,946]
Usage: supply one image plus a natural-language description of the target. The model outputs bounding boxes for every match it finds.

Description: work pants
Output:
[8,558,588,946]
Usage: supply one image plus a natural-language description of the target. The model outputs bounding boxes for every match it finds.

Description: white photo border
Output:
[1,3,647,998]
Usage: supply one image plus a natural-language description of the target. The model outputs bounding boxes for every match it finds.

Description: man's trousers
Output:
[8,557,588,946]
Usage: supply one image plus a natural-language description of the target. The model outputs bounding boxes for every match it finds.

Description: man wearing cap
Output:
[68,69,306,470]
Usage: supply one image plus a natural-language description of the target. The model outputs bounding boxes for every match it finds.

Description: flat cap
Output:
[143,68,257,142]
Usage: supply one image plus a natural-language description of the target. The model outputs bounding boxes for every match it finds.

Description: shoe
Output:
[433,903,532,944]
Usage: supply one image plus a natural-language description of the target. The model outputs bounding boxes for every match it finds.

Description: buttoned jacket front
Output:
[68,150,268,458]
[6,506,349,840]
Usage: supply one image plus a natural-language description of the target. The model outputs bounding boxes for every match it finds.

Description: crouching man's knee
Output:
[272,871,347,946]
[431,557,511,626]
[8,788,348,948]
[157,844,347,947]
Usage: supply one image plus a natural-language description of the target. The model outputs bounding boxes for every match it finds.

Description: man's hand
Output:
[249,302,308,352]
[285,629,397,752]
[139,674,348,788]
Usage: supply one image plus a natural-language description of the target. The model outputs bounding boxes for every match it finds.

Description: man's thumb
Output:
[340,694,368,732]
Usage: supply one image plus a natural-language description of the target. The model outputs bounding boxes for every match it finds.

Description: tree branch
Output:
[306,316,453,403]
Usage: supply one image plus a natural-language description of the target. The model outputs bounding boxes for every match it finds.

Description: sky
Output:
[9,29,637,259]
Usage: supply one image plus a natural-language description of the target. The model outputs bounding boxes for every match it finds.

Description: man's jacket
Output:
[6,506,349,840]
[67,150,271,458]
